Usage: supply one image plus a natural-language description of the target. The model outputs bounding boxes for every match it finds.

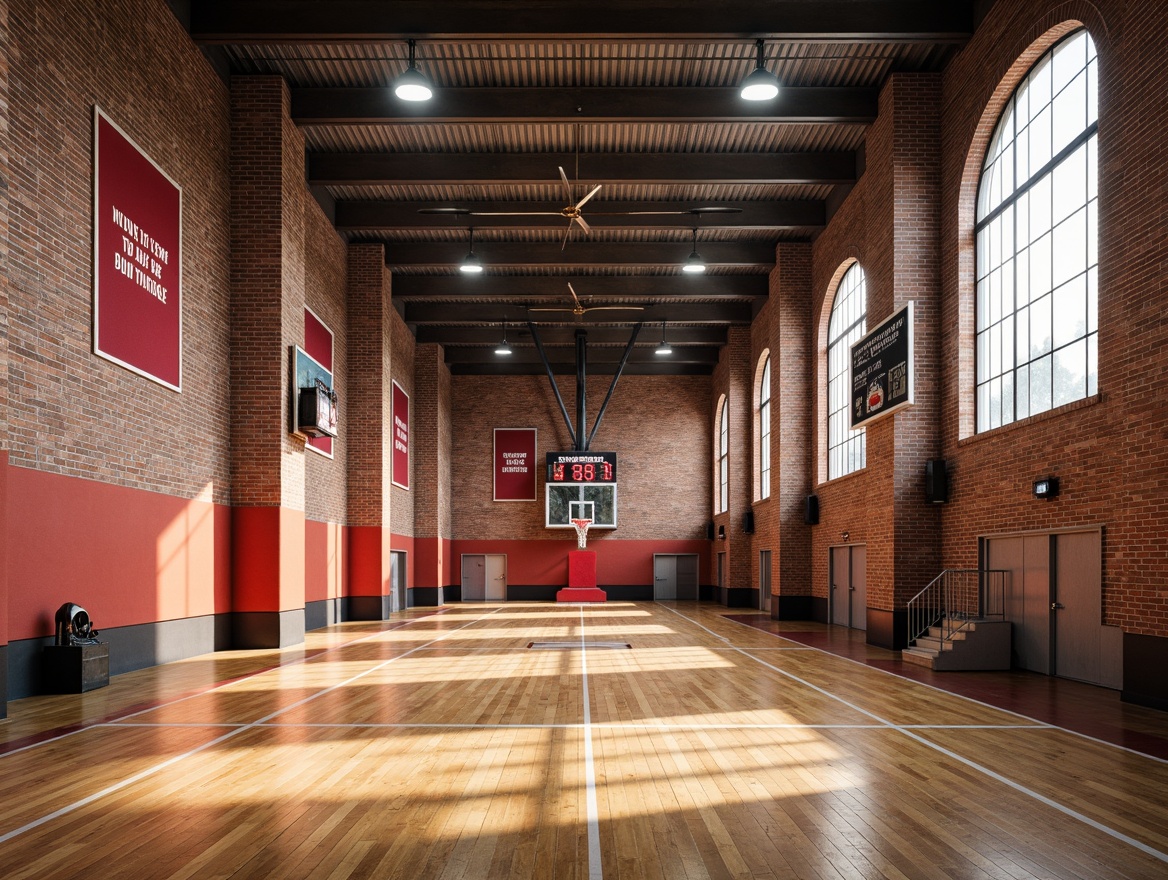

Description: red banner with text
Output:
[392,381,409,489]
[494,428,537,501]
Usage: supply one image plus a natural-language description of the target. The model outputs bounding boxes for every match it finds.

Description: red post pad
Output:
[557,550,606,602]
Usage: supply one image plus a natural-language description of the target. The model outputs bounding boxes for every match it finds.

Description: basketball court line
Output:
[660,603,1168,865]
[578,606,604,880]
[0,606,505,846]
[714,607,1168,765]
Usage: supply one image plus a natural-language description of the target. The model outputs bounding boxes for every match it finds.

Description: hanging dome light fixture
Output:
[739,39,780,101]
[682,227,706,274]
[495,318,512,356]
[393,39,434,102]
[655,321,673,356]
[460,226,483,274]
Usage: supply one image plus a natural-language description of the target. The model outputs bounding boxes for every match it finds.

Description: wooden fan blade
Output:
[466,210,563,216]
[689,206,745,214]
[417,207,473,215]
[558,166,573,201]
[527,307,576,313]
[574,214,593,235]
[582,305,645,312]
[567,282,582,309]
[575,184,602,210]
[560,221,572,251]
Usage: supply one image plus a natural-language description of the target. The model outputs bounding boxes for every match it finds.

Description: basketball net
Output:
[570,518,593,549]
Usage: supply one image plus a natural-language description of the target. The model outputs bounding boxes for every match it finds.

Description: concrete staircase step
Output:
[901,647,938,669]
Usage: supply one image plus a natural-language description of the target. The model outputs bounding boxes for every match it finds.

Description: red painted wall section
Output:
[7,465,230,640]
[305,519,346,604]
[450,539,710,587]
[347,524,392,597]
[232,505,306,613]
[392,532,415,586]
[414,536,452,589]
[0,453,8,646]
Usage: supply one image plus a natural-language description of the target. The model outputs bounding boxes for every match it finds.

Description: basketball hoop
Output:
[570,518,593,549]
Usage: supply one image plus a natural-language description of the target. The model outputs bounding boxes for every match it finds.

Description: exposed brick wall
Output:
[413,343,452,540]
[711,327,753,590]
[936,0,1168,637]
[7,0,232,502]
[450,373,711,542]
[303,202,348,525]
[345,244,391,528]
[229,76,306,509]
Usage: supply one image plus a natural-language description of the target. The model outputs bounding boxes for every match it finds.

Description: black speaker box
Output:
[804,494,819,525]
[706,521,715,540]
[926,459,948,503]
[743,510,755,533]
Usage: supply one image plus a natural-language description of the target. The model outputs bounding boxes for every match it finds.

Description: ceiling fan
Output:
[419,167,742,249]
[527,282,646,320]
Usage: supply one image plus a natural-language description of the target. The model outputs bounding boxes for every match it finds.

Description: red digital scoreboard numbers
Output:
[546,451,617,483]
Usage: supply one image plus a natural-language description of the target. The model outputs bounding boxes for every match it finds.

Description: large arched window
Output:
[716,397,729,514]
[827,263,867,479]
[759,355,771,500]
[976,29,1098,432]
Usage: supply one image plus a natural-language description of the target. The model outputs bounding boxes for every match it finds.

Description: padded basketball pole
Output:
[527,319,576,448]
[586,322,643,450]
[575,329,587,450]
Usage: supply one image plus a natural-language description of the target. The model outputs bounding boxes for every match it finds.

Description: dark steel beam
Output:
[415,326,727,346]
[315,152,851,186]
[293,87,876,125]
[405,301,752,323]
[450,361,713,376]
[385,241,775,268]
[445,346,720,365]
[336,199,826,231]
[392,274,768,300]
[190,2,974,42]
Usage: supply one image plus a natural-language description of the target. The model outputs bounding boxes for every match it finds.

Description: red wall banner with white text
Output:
[494,428,538,501]
[392,380,409,489]
[93,107,182,391]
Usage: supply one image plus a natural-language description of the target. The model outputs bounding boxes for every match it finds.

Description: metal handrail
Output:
[906,569,1006,647]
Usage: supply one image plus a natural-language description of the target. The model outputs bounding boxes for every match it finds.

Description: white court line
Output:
[0,609,452,760]
[0,606,503,846]
[578,606,604,880]
[716,609,1168,765]
[661,604,1168,865]
[105,720,1048,731]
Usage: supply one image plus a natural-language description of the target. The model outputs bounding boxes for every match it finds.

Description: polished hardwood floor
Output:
[1,602,1167,879]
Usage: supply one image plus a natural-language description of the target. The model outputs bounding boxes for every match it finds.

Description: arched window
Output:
[716,397,729,514]
[827,263,867,479]
[759,356,771,500]
[976,29,1098,432]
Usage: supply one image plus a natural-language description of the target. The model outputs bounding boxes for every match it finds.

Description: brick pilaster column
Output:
[345,244,395,617]
[229,76,307,647]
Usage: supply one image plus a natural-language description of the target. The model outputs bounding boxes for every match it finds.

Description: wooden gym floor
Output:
[1,602,1167,879]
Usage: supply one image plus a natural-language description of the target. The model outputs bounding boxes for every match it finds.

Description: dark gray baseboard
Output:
[0,645,7,718]
[306,598,346,630]
[1123,632,1168,710]
[410,586,444,606]
[232,609,306,650]
[775,595,815,620]
[348,595,393,621]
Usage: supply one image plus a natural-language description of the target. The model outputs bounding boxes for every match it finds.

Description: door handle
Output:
[1051,602,1065,610]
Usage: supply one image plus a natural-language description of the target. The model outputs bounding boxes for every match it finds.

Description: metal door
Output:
[485,554,507,601]
[849,545,867,631]
[461,555,486,601]
[987,534,1050,673]
[1054,531,1102,684]
[759,550,772,612]
[390,551,407,612]
[653,555,677,600]
[830,547,850,626]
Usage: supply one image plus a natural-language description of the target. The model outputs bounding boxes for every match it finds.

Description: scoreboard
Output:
[546,451,616,484]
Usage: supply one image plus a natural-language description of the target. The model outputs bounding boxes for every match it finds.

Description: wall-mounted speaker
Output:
[706,521,715,541]
[926,459,948,503]
[744,510,755,534]
[804,494,819,525]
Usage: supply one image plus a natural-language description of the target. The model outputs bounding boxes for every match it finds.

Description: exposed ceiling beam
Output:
[450,361,714,376]
[313,152,854,186]
[404,301,752,323]
[293,87,877,125]
[336,199,825,231]
[391,275,768,299]
[416,326,727,346]
[384,241,775,268]
[190,1,974,42]
[445,346,720,365]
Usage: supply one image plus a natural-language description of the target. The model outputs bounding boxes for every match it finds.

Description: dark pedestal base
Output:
[43,643,110,693]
